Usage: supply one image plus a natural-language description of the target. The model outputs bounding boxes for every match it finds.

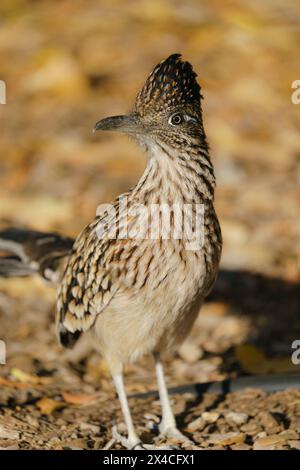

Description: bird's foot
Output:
[111,425,144,450]
[159,423,194,446]
[111,425,178,450]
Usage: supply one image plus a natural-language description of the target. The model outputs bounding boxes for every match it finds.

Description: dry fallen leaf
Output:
[36,397,65,415]
[235,344,265,374]
[10,368,52,385]
[236,344,300,374]
[62,392,98,406]
[0,376,32,389]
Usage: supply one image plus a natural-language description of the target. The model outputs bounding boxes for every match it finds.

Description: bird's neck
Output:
[131,140,216,205]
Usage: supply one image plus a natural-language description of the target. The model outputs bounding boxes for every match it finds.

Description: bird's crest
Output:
[134,54,202,116]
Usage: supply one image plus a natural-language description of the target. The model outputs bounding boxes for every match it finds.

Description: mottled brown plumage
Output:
[55,54,222,448]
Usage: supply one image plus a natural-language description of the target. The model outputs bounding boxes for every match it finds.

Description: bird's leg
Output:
[111,372,177,450]
[154,352,192,444]
[112,373,144,449]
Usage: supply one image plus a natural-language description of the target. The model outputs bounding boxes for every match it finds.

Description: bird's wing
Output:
[0,227,74,283]
[57,207,129,347]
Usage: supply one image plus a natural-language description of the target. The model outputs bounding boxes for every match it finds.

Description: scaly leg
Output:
[154,352,193,444]
[111,372,177,450]
[112,373,143,449]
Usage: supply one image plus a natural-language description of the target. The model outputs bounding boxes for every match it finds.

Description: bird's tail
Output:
[0,227,74,283]
[0,256,35,277]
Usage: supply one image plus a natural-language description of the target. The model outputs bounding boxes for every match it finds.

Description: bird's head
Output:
[94,54,206,151]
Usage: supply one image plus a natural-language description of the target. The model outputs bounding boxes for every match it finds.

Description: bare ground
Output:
[0,269,300,450]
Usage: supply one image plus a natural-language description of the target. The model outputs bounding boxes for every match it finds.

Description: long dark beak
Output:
[93,114,141,134]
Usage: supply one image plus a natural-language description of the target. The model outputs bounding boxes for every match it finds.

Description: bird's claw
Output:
[159,425,195,446]
[111,425,145,450]
[110,424,179,450]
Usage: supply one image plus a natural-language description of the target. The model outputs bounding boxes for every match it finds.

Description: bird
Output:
[0,227,73,282]
[0,54,222,449]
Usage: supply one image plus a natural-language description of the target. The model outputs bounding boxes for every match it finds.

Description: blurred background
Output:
[0,0,299,275]
[0,0,300,450]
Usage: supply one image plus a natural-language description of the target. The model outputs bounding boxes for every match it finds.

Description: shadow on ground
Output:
[209,269,300,353]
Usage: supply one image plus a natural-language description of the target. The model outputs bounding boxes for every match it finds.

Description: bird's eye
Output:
[169,113,184,126]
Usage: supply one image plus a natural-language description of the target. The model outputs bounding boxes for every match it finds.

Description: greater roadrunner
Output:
[0,54,222,449]
[0,227,73,281]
